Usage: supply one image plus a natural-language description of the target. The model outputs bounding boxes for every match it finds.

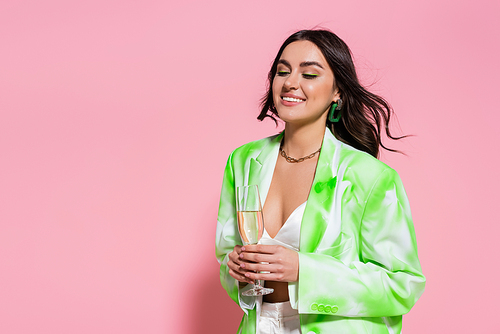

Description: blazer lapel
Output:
[247,132,283,206]
[300,129,342,253]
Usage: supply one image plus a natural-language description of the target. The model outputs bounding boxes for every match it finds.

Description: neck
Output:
[282,122,326,158]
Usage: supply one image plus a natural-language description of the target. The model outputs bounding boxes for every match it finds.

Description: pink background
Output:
[1,1,499,333]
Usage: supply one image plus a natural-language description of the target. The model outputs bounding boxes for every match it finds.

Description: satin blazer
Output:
[215,128,425,334]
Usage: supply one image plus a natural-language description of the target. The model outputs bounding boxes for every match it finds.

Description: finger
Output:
[229,252,242,265]
[230,247,251,263]
[239,252,275,264]
[244,271,285,282]
[241,262,283,273]
[234,245,243,254]
[242,244,279,254]
[229,268,253,283]
[228,258,252,274]
[228,259,252,275]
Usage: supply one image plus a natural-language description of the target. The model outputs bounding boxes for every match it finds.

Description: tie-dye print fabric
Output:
[215,128,425,334]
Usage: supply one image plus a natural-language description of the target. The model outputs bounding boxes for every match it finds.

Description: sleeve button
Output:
[318,304,324,312]
[311,303,318,311]
[331,306,338,314]
[324,305,331,312]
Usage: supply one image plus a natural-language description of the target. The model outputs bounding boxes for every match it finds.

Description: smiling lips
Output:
[281,94,305,106]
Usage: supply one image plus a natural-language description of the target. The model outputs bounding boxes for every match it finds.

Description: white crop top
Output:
[259,201,306,252]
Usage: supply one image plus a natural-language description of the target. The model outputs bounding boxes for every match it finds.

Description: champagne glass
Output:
[236,185,274,296]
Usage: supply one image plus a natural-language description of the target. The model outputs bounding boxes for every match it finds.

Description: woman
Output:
[215,29,425,334]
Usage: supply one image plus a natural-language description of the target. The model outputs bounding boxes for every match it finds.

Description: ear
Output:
[332,88,341,102]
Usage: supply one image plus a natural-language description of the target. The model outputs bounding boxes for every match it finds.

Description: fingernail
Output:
[241,247,245,251]
[240,263,245,268]
[239,254,244,259]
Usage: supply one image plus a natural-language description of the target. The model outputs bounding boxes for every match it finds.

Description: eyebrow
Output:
[278,59,324,69]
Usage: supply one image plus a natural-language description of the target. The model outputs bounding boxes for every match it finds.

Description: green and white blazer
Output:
[215,128,425,334]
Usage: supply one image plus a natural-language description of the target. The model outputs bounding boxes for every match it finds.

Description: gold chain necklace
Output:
[279,144,321,163]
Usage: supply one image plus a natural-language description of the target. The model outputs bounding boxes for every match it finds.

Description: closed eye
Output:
[302,74,318,79]
[277,71,290,77]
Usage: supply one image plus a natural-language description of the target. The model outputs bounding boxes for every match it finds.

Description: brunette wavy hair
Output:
[258,29,404,158]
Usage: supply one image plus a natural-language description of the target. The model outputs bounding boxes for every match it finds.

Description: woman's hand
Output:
[239,245,299,283]
[227,245,254,284]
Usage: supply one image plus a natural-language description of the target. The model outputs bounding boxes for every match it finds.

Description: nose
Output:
[284,71,299,90]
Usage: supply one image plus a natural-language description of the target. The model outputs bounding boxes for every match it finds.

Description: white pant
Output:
[257,301,301,334]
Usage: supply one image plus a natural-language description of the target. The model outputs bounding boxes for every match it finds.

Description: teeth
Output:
[282,96,304,102]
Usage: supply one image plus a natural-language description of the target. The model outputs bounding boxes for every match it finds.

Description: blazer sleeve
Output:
[297,168,426,317]
[215,152,240,304]
[215,152,257,313]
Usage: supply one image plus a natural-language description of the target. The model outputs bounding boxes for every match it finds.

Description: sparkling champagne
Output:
[237,211,263,245]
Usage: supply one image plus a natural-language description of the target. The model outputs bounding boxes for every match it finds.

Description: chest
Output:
[262,157,317,238]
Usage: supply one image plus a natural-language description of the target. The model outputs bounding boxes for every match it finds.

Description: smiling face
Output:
[272,40,340,126]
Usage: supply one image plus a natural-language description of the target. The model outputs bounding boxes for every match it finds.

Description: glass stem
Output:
[254,279,264,289]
